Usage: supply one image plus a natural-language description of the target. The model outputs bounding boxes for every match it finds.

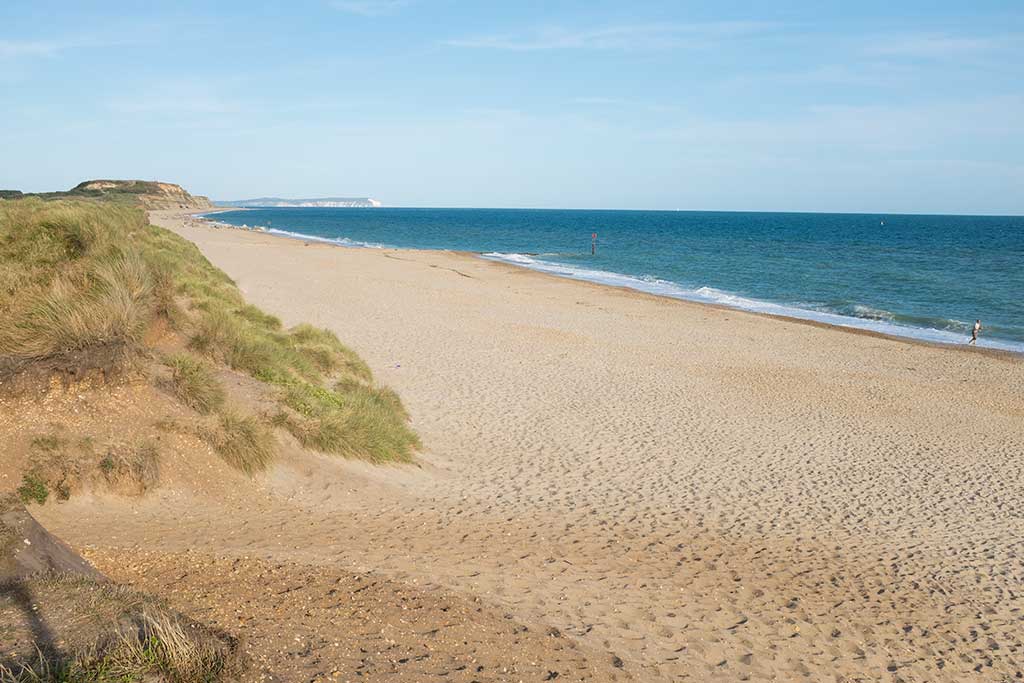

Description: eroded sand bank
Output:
[42,211,1024,682]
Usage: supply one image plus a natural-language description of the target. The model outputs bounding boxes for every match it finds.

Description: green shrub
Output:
[17,473,48,505]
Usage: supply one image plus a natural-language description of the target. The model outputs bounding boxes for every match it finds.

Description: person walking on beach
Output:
[968,319,982,345]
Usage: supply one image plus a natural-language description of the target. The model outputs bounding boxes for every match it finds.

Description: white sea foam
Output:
[850,304,896,322]
[265,228,390,249]
[194,214,390,248]
[482,252,1024,353]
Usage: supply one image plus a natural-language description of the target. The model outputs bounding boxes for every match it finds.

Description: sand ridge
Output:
[39,211,1024,682]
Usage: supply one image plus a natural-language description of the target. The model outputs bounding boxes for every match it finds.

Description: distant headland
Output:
[217,197,383,208]
[0,179,213,210]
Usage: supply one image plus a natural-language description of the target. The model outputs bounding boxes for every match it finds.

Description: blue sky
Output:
[2,1,1022,213]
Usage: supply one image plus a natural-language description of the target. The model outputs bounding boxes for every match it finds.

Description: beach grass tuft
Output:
[165,352,225,415]
[0,576,242,683]
[0,201,155,363]
[276,379,418,463]
[98,440,162,493]
[201,410,275,474]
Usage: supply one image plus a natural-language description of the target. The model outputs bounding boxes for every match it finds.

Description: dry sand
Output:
[39,211,1024,682]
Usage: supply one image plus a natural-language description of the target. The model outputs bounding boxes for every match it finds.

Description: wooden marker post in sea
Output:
[592,232,597,255]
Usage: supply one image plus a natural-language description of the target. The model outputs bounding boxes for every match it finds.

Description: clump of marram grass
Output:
[164,352,225,414]
[0,615,238,683]
[0,249,154,361]
[98,440,161,494]
[290,324,371,378]
[276,377,418,463]
[200,410,275,474]
[236,303,281,330]
[188,306,291,382]
[0,200,156,364]
[0,575,243,683]
[93,610,237,682]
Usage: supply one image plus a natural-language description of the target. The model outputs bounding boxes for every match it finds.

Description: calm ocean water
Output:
[207,208,1024,353]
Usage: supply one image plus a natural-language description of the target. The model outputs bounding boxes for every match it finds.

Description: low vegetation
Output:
[15,430,160,504]
[98,440,161,494]
[0,615,232,683]
[0,202,155,373]
[0,198,418,474]
[200,411,275,475]
[15,474,48,506]
[0,575,242,683]
[164,352,225,414]
[142,216,419,463]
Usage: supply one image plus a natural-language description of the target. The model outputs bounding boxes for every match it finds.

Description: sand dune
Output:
[40,211,1024,682]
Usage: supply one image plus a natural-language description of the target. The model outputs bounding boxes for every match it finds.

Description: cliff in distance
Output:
[71,180,213,209]
[0,180,213,210]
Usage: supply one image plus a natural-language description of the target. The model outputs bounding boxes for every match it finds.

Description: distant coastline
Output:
[217,197,382,208]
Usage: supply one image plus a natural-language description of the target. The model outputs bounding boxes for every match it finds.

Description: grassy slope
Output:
[0,199,418,473]
[0,197,418,679]
[0,201,154,362]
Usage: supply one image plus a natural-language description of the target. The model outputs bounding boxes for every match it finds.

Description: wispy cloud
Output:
[107,80,240,116]
[569,97,684,115]
[0,33,143,60]
[721,63,916,91]
[445,21,777,51]
[864,32,1012,58]
[330,0,409,17]
[0,39,75,58]
[571,96,628,106]
[0,37,118,58]
[645,95,1024,158]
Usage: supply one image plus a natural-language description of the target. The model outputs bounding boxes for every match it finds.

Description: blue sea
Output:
[206,208,1024,353]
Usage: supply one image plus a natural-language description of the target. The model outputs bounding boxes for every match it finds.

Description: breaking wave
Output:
[482,252,1024,353]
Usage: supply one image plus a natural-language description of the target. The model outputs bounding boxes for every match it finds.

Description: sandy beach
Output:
[38,210,1024,682]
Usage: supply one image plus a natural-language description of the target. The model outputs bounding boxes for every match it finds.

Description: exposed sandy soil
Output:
[34,211,1024,682]
[3,383,630,681]
[83,546,635,682]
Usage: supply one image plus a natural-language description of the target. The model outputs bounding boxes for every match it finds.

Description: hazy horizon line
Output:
[209,203,1024,219]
